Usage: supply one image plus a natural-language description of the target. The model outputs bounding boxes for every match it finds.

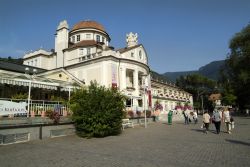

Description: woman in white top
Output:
[193,111,198,124]
[223,107,231,134]
[203,111,210,134]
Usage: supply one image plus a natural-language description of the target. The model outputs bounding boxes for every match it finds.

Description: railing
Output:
[0,98,70,118]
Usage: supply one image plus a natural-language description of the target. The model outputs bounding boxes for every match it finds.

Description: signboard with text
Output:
[0,100,27,116]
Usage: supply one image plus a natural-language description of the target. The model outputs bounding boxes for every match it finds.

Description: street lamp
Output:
[141,74,148,128]
[201,95,204,114]
[25,67,37,117]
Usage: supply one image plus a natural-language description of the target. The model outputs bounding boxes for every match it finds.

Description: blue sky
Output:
[0,0,249,73]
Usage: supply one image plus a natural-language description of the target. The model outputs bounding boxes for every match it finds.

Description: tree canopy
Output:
[176,74,216,111]
[223,23,250,109]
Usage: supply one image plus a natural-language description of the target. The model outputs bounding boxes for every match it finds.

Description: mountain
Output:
[151,70,169,82]
[198,60,225,80]
[162,70,198,82]
[162,60,225,82]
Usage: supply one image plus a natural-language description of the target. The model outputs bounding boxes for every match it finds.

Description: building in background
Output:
[2,20,193,115]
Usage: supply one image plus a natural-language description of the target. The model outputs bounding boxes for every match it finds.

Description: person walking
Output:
[193,111,198,124]
[184,109,189,125]
[224,107,232,134]
[202,111,210,134]
[212,109,222,134]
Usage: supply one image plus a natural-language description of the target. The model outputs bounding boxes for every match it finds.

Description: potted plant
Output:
[127,110,134,118]
[46,110,60,124]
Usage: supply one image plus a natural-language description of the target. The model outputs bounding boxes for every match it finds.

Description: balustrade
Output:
[0,98,70,118]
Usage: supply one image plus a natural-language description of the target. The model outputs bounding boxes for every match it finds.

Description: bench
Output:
[122,119,134,130]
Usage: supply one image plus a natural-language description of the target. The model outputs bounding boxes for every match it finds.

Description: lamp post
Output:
[25,67,37,117]
[141,74,148,128]
[201,95,204,114]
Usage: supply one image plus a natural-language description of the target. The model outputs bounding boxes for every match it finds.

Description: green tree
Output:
[0,57,23,64]
[223,23,250,109]
[70,82,126,138]
[11,93,28,99]
[176,74,216,111]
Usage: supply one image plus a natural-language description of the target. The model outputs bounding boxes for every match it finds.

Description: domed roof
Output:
[71,20,106,33]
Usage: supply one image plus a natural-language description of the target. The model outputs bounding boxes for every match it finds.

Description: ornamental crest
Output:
[126,32,138,47]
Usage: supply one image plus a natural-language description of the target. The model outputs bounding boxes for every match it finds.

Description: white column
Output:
[143,77,147,128]
[162,101,165,112]
[120,67,127,91]
[133,69,139,95]
[27,79,31,117]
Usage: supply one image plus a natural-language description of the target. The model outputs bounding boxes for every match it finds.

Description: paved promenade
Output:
[0,116,250,167]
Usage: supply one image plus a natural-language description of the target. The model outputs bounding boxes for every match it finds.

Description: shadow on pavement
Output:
[191,129,229,134]
[225,139,250,147]
[241,117,250,119]
[236,124,248,126]
[191,129,205,133]
[175,122,185,125]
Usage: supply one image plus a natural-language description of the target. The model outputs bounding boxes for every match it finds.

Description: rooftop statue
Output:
[126,32,138,47]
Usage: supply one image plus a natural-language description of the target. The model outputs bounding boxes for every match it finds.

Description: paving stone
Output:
[0,116,249,167]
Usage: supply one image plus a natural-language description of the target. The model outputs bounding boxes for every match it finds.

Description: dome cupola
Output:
[71,20,106,33]
[69,20,110,44]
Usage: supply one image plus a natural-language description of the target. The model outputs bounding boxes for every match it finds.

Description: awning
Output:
[0,74,79,90]
[0,77,58,90]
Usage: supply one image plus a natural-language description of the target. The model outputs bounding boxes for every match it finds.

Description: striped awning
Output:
[0,77,58,90]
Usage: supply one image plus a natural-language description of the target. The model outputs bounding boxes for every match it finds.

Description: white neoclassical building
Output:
[21,20,193,114]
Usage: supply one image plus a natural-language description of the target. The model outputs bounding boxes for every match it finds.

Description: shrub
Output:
[127,110,134,118]
[50,95,66,102]
[70,82,126,138]
[142,110,152,117]
[46,110,60,124]
[154,100,163,111]
[146,110,151,117]
[11,93,28,99]
[136,110,142,117]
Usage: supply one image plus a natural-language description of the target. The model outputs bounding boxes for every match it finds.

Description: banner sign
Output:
[111,64,117,88]
[0,100,27,116]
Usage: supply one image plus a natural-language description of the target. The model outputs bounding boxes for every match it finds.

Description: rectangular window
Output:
[138,99,142,107]
[79,48,84,55]
[72,36,75,43]
[131,52,134,57]
[87,48,91,55]
[77,35,80,41]
[96,35,100,42]
[86,34,91,39]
